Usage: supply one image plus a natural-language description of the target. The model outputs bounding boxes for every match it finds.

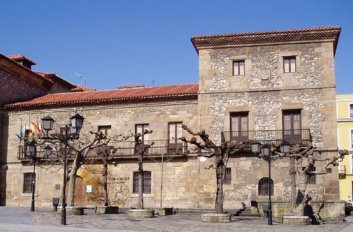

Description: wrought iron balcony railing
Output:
[222,129,312,145]
[108,140,188,157]
[18,140,188,161]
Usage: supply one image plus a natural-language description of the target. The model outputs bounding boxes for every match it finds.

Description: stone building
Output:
[0,26,344,219]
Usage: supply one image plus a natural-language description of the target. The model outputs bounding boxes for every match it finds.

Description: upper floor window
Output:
[168,122,183,152]
[230,112,248,143]
[233,60,245,76]
[258,177,273,196]
[350,104,353,118]
[283,110,301,144]
[283,56,296,73]
[351,130,353,149]
[98,125,111,136]
[135,124,149,144]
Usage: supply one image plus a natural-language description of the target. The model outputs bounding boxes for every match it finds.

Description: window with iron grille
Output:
[258,177,273,196]
[224,168,231,185]
[283,56,296,73]
[303,167,316,184]
[23,173,35,193]
[233,60,245,76]
[133,171,151,194]
[98,125,111,136]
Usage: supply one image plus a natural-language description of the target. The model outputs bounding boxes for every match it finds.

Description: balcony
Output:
[108,140,188,158]
[222,129,312,145]
[18,140,188,161]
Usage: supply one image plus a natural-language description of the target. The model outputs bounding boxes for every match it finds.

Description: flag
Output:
[17,120,24,141]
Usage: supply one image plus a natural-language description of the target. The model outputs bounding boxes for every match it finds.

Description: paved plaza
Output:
[0,207,352,232]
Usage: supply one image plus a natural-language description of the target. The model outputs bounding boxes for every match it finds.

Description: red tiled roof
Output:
[35,72,75,89]
[192,26,341,53]
[71,85,95,92]
[8,54,36,65]
[4,84,199,110]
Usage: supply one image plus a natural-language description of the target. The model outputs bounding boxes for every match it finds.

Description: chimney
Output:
[8,55,36,70]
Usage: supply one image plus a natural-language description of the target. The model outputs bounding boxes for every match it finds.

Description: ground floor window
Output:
[224,168,231,185]
[23,173,35,193]
[133,171,151,194]
[258,177,273,196]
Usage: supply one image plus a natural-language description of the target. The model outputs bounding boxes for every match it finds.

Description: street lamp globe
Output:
[280,140,290,154]
[250,141,261,154]
[41,116,55,132]
[70,113,84,134]
[261,144,271,157]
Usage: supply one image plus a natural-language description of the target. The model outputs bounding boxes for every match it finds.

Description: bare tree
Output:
[180,124,246,214]
[270,143,349,215]
[134,130,154,209]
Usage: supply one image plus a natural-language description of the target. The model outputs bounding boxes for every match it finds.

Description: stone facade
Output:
[0,27,344,219]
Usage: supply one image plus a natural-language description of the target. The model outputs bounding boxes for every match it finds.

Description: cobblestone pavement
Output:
[0,207,352,232]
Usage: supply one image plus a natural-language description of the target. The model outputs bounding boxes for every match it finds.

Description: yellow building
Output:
[337,94,353,201]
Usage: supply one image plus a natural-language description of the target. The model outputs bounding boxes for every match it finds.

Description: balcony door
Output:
[168,122,183,153]
[135,124,149,144]
[230,112,248,144]
[283,110,302,144]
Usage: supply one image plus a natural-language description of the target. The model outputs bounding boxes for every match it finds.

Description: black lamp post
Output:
[251,142,273,225]
[27,140,37,212]
[41,113,84,225]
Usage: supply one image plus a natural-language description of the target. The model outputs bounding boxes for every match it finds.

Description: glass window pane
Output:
[169,124,176,143]
[284,59,290,73]
[241,116,248,136]
[351,130,353,149]
[239,61,245,75]
[350,105,353,118]
[290,58,296,72]
[231,116,239,137]
[233,61,239,75]
[176,123,183,140]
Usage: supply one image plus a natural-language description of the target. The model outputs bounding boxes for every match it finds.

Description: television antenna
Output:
[74,72,87,86]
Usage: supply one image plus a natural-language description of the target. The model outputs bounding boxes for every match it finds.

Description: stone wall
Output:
[3,100,200,207]
[0,69,47,106]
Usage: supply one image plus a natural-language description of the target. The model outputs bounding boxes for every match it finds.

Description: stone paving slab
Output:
[0,207,353,232]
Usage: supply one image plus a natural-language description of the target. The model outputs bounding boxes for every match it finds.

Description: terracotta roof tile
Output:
[191,26,341,53]
[4,84,198,110]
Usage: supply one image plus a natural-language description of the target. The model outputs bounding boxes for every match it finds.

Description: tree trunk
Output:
[289,157,297,210]
[103,158,108,206]
[215,157,225,214]
[138,149,144,209]
[67,154,82,206]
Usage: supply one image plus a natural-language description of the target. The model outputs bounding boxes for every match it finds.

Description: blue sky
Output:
[0,0,352,93]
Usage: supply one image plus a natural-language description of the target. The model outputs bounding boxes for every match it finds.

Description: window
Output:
[303,167,316,184]
[23,173,35,193]
[283,110,302,144]
[233,60,245,76]
[258,177,273,196]
[224,168,231,185]
[168,122,183,152]
[350,104,353,118]
[230,112,248,143]
[98,125,111,136]
[135,124,149,144]
[132,171,151,194]
[283,56,296,73]
[351,130,353,149]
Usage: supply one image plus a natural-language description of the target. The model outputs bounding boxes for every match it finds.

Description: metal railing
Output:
[18,140,188,161]
[109,140,188,157]
[222,129,312,145]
